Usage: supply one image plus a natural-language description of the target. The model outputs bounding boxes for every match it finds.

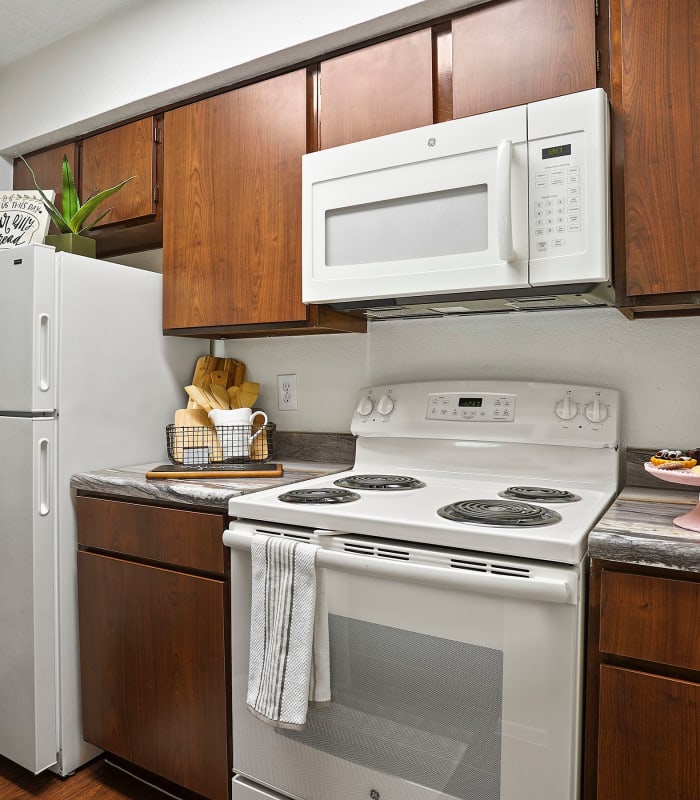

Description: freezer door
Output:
[0,415,58,772]
[0,245,56,413]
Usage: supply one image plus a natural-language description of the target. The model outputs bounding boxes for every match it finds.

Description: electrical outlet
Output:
[277,374,298,410]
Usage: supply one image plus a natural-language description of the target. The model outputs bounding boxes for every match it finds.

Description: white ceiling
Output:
[0,0,143,67]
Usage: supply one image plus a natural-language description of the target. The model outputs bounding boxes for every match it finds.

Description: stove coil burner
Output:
[334,474,426,491]
[499,486,581,503]
[278,487,361,504]
[438,499,562,527]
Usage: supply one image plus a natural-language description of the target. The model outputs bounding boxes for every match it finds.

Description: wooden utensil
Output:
[200,385,224,409]
[227,385,241,408]
[232,360,246,386]
[210,384,230,409]
[185,385,212,412]
[238,381,260,408]
[219,358,238,387]
[250,415,269,460]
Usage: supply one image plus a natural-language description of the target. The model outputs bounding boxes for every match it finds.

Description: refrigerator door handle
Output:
[38,437,50,516]
[37,313,51,393]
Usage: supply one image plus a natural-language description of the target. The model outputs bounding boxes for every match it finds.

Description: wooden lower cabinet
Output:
[76,496,230,800]
[585,560,700,800]
[597,666,700,800]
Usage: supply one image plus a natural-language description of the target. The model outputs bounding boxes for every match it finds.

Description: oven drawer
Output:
[599,569,700,670]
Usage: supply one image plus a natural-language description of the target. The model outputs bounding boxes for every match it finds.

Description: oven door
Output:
[301,106,529,305]
[226,523,584,800]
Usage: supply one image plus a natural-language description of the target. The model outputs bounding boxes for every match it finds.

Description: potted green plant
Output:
[18,153,134,257]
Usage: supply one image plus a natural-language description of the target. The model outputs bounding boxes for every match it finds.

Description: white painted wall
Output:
[225,309,700,451]
[0,0,483,155]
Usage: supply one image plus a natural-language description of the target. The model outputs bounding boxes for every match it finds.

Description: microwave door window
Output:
[324,185,488,268]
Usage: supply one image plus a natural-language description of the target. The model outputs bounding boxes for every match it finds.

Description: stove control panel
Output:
[351,381,619,450]
[426,392,516,422]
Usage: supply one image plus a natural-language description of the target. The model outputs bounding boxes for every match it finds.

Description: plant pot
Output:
[45,233,96,258]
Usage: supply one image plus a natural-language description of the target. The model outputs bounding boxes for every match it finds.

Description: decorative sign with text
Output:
[0,190,55,249]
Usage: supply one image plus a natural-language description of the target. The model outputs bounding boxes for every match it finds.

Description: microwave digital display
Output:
[542,143,572,159]
[458,397,483,408]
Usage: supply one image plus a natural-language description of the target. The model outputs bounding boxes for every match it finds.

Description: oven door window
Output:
[280,614,503,799]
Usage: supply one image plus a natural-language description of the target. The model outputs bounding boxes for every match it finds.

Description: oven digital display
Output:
[542,143,572,159]
[458,397,483,408]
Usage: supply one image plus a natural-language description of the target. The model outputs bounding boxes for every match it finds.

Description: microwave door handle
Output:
[496,139,514,262]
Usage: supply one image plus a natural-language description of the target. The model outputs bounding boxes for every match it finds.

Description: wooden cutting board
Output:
[171,408,222,462]
[146,463,283,479]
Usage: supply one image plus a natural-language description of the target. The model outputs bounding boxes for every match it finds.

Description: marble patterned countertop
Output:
[72,457,700,573]
[71,460,352,512]
[590,486,700,572]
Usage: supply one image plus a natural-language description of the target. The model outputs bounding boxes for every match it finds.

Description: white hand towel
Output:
[247,534,330,729]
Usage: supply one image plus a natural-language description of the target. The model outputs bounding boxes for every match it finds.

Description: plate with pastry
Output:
[644,452,700,531]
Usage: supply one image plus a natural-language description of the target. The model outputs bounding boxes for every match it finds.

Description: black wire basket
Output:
[166,423,276,465]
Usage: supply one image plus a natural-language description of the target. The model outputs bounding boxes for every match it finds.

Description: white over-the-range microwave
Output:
[302,88,612,318]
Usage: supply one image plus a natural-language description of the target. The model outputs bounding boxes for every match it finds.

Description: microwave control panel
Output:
[529,130,586,259]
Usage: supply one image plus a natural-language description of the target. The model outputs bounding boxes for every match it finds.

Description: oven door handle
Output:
[225,529,574,605]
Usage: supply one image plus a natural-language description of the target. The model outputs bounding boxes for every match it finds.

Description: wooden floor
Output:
[0,756,172,800]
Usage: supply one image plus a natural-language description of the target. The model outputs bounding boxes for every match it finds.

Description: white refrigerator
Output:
[0,244,203,775]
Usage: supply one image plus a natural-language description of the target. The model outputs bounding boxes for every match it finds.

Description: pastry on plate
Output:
[650,449,697,469]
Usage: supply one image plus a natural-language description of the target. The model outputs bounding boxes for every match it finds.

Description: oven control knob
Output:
[356,395,374,416]
[554,393,578,420]
[584,396,608,423]
[376,394,395,416]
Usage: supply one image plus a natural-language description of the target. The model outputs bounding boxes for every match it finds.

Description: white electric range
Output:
[224,380,620,800]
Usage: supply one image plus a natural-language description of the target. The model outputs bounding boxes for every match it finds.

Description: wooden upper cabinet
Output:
[452,0,596,118]
[610,0,700,299]
[80,116,158,229]
[163,70,307,330]
[163,69,365,336]
[319,29,434,149]
[13,142,79,234]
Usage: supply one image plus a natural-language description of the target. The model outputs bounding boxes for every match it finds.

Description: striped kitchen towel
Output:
[247,534,330,729]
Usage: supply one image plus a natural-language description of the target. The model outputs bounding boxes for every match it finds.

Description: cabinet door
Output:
[80,116,158,228]
[78,551,229,800]
[13,142,79,234]
[610,0,700,297]
[597,665,700,800]
[452,0,596,118]
[163,70,308,329]
[319,29,434,149]
[599,569,700,670]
